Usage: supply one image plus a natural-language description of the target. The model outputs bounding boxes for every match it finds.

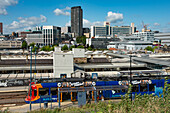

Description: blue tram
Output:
[25,79,170,104]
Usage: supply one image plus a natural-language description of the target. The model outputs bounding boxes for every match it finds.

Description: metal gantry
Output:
[57,85,128,108]
[29,46,32,111]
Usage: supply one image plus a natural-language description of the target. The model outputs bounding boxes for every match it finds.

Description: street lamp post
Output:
[129,55,132,101]
[34,45,37,84]
[29,46,33,111]
[130,55,132,85]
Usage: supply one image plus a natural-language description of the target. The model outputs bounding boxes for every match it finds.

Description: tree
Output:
[62,45,68,50]
[21,40,27,53]
[50,46,54,51]
[40,45,51,51]
[32,46,39,52]
[29,42,35,48]
[145,46,153,52]
[76,36,86,45]
[21,41,27,49]
[70,45,75,51]
[40,46,46,51]
[90,45,94,49]
[77,45,84,48]
[87,46,93,51]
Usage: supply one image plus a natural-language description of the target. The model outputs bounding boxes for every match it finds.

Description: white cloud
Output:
[0,0,18,15]
[83,19,103,27]
[4,15,47,33]
[53,7,70,16]
[154,23,160,26]
[106,11,123,23]
[64,7,71,10]
[65,21,71,26]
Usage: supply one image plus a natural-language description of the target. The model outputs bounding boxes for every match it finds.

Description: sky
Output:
[0,0,170,34]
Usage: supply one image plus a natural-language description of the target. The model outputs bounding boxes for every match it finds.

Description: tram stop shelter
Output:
[57,85,128,107]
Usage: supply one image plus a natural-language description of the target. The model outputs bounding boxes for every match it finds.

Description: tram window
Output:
[51,87,57,95]
[121,89,127,93]
[132,85,139,92]
[116,90,121,93]
[34,89,37,96]
[60,74,67,79]
[149,84,155,91]
[39,88,49,96]
[99,90,103,95]
[140,84,148,92]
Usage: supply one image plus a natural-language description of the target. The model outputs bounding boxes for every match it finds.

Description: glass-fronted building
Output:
[91,22,132,38]
[42,26,61,45]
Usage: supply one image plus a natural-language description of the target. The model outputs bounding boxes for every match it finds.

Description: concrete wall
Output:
[53,52,73,78]
[72,48,85,58]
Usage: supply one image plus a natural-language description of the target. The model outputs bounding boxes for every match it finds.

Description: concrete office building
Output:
[26,33,43,46]
[18,31,32,38]
[71,6,83,38]
[53,50,73,78]
[61,26,71,34]
[0,40,22,49]
[133,31,155,41]
[86,38,120,49]
[131,23,136,34]
[91,22,132,38]
[42,26,61,45]
[0,23,3,35]
[91,22,111,38]
[154,33,170,46]
[111,26,132,37]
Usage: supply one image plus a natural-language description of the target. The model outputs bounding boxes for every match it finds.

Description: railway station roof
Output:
[107,53,170,67]
[119,70,162,74]
[77,63,146,69]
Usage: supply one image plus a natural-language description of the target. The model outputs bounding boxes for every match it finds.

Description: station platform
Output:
[0,86,28,93]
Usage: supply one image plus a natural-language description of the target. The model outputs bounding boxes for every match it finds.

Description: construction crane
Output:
[142,21,149,32]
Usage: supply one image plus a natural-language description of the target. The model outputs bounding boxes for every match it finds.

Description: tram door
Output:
[71,92,77,101]
[50,87,62,102]
[92,90,103,100]
[62,92,70,101]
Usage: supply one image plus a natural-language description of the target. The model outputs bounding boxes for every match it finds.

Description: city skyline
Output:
[0,0,170,34]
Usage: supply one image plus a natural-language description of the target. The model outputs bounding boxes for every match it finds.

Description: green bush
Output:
[62,45,69,50]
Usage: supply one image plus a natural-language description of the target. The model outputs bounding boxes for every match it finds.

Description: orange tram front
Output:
[25,81,96,103]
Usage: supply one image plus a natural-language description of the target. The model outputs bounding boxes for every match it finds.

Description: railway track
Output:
[0,91,27,108]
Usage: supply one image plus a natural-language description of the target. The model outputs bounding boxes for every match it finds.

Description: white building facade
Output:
[154,33,170,46]
[42,26,61,45]
[133,32,154,41]
[53,51,73,78]
[107,41,153,51]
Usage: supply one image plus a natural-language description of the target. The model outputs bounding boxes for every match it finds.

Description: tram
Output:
[25,78,170,104]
